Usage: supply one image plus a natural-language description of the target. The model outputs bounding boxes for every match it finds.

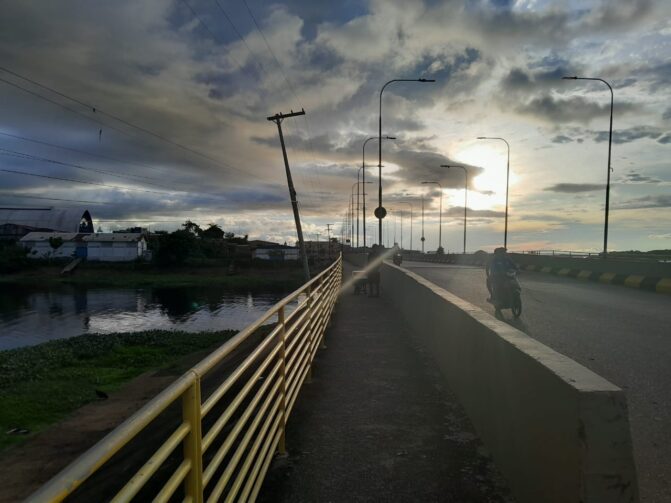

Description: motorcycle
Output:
[392,252,403,266]
[489,269,522,318]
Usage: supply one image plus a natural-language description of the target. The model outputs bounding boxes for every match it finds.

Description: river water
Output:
[0,284,291,350]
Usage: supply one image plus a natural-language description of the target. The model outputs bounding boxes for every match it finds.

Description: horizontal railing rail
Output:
[28,255,343,503]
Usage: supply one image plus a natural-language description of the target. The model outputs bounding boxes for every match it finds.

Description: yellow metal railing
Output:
[28,255,343,503]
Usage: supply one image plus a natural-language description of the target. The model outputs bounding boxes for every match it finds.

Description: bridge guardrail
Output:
[28,255,343,503]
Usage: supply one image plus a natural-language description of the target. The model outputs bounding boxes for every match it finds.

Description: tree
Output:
[182,220,203,237]
[154,230,196,266]
[202,224,224,240]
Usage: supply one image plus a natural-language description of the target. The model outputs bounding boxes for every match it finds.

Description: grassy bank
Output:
[0,330,238,451]
[0,263,307,291]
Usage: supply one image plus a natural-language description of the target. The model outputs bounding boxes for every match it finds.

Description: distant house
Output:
[253,246,299,262]
[19,232,85,259]
[303,240,336,260]
[0,207,93,240]
[84,233,147,262]
[248,239,284,249]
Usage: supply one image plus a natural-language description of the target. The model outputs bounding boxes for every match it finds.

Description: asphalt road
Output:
[402,261,671,503]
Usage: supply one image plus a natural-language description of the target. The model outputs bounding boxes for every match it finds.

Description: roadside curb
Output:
[521,264,671,294]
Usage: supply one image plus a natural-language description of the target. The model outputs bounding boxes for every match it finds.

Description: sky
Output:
[1,0,670,252]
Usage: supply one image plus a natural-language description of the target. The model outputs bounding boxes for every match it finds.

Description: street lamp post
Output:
[397,201,413,251]
[362,136,395,249]
[441,164,468,254]
[378,78,435,246]
[421,181,443,253]
[356,166,362,248]
[352,181,370,249]
[421,195,425,253]
[562,75,614,257]
[477,136,510,249]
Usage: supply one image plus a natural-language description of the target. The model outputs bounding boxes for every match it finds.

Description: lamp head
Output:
[385,136,397,140]
[418,78,436,82]
[476,136,487,140]
[562,76,578,80]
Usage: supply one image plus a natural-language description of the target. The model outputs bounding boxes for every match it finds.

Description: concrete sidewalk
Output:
[259,266,514,502]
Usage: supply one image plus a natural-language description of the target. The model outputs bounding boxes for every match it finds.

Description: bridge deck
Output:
[259,264,513,502]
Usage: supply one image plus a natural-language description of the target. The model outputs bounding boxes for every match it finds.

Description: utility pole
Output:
[326,223,333,260]
[267,109,310,282]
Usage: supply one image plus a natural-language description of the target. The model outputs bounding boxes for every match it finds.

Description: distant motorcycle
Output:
[489,270,522,317]
[392,252,403,266]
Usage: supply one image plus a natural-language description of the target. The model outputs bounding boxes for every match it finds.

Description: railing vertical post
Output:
[278,306,288,455]
[319,273,328,350]
[182,374,203,503]
[306,285,314,383]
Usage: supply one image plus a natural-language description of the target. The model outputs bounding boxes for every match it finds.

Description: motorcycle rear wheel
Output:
[512,293,522,318]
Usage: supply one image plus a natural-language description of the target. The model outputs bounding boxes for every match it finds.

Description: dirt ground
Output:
[0,346,217,503]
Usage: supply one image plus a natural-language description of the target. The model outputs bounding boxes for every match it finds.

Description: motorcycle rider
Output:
[486,247,518,303]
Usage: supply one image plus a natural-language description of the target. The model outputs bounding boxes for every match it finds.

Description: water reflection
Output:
[0,284,290,350]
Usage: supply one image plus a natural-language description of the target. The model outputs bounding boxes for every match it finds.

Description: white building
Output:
[19,232,83,259]
[253,247,300,261]
[84,233,147,262]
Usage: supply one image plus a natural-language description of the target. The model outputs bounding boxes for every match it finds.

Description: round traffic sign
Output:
[374,206,387,219]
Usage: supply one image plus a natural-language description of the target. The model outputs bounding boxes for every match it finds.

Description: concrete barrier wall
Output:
[381,263,638,503]
[510,253,671,278]
[344,252,368,268]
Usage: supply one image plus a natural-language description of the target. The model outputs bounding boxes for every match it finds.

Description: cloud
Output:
[515,95,636,124]
[612,194,671,210]
[551,134,573,144]
[592,125,665,144]
[445,207,504,218]
[544,183,603,193]
[618,171,661,184]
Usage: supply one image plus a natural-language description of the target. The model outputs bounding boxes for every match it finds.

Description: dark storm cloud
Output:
[663,107,671,121]
[657,134,671,144]
[544,183,603,193]
[612,194,671,210]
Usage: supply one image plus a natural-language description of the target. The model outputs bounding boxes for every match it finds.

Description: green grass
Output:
[0,330,238,451]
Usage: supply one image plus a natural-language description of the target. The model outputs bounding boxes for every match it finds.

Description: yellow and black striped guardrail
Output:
[28,255,343,503]
[521,264,671,294]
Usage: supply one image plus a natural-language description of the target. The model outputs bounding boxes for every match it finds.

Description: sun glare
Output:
[453,144,518,210]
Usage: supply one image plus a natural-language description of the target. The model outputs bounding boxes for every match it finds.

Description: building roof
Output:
[83,233,145,242]
[20,232,81,242]
[0,207,93,233]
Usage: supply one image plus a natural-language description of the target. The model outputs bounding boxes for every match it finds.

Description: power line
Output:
[192,0,319,212]
[0,168,176,195]
[0,193,108,205]
[0,76,143,141]
[0,130,164,174]
[0,145,233,202]
[0,147,170,189]
[240,0,328,206]
[212,0,271,79]
[0,66,247,175]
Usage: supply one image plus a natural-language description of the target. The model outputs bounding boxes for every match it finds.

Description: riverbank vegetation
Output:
[0,261,307,291]
[0,330,237,451]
